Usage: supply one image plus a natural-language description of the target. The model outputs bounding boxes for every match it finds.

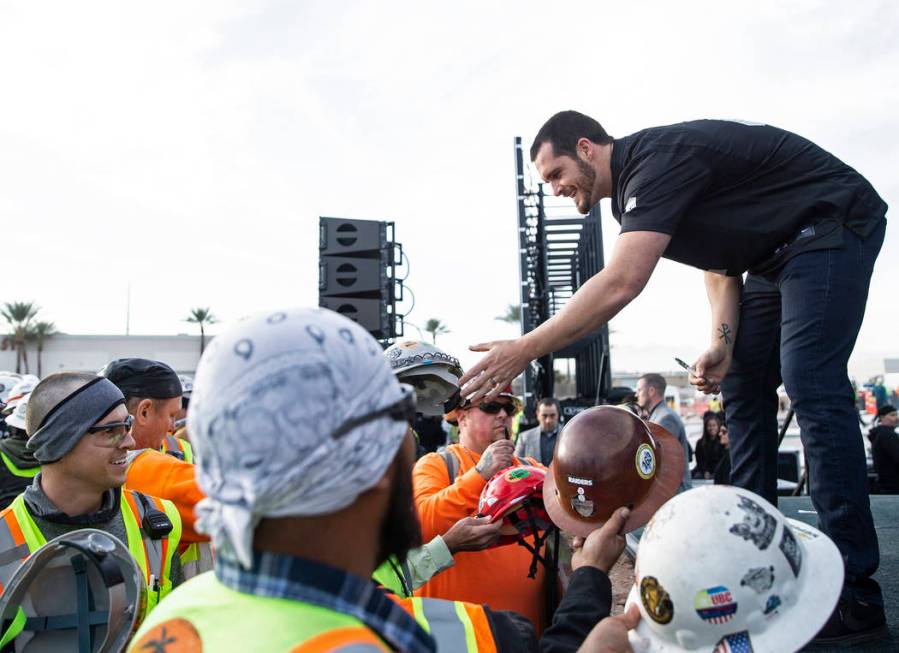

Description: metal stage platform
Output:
[625,495,898,652]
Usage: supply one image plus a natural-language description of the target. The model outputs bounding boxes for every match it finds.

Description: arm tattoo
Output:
[718,323,733,345]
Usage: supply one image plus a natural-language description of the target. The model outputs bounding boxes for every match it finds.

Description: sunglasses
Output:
[86,414,134,448]
[331,385,418,440]
[478,401,516,416]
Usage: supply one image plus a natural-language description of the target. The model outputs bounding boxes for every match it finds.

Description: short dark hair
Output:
[639,373,667,396]
[537,397,560,414]
[530,110,613,161]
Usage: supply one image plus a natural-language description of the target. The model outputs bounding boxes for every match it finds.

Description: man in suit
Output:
[635,373,691,493]
[515,397,561,465]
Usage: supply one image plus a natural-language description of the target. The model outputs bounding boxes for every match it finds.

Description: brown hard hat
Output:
[543,405,684,535]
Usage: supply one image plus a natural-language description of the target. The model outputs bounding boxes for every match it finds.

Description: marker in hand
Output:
[674,357,697,374]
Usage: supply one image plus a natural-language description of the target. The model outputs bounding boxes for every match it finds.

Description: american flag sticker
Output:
[713,630,754,653]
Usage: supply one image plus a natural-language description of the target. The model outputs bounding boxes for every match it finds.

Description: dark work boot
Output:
[808,597,888,647]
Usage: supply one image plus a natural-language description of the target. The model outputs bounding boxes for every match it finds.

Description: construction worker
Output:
[0,389,41,509]
[161,374,195,462]
[129,307,631,652]
[102,358,211,576]
[413,388,550,632]
[0,372,182,647]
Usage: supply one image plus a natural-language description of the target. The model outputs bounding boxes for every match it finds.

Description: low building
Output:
[0,334,205,377]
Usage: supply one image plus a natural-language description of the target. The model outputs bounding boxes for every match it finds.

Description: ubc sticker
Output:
[694,586,738,624]
[740,566,774,594]
[506,468,530,482]
[779,525,802,577]
[635,444,656,480]
[640,576,674,625]
[567,476,593,486]
[729,496,777,550]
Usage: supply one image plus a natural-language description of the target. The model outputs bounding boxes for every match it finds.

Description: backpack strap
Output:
[440,449,459,484]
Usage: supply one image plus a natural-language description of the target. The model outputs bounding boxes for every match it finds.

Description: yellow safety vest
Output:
[159,435,194,465]
[0,489,181,647]
[0,451,39,478]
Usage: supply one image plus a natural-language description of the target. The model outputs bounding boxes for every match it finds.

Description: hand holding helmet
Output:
[442,516,503,554]
[571,506,630,574]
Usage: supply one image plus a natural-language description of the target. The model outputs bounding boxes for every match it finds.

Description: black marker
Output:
[674,357,698,374]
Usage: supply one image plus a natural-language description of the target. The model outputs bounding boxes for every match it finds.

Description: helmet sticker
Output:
[635,443,656,480]
[571,494,595,517]
[694,586,738,624]
[728,495,777,550]
[712,631,753,652]
[779,525,802,577]
[506,468,531,482]
[640,576,674,625]
[763,594,782,618]
[567,476,593,486]
[739,566,774,594]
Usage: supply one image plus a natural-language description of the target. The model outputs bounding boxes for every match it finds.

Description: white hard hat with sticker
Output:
[626,485,842,653]
[0,372,22,404]
[383,341,463,416]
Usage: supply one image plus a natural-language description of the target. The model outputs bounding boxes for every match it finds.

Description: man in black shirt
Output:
[870,404,899,493]
[460,112,888,645]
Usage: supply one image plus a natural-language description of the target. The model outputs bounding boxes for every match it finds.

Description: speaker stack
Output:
[318,217,403,341]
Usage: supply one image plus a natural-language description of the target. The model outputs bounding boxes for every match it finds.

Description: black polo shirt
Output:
[609,120,887,276]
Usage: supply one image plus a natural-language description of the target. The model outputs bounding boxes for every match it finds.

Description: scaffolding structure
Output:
[515,137,612,422]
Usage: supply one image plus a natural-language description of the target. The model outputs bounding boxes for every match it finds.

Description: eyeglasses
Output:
[331,385,418,440]
[86,415,134,448]
[478,401,516,416]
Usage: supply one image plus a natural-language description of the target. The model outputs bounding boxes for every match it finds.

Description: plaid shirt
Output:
[216,550,435,653]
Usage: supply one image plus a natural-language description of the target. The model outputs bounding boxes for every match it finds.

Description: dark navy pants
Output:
[721,219,886,605]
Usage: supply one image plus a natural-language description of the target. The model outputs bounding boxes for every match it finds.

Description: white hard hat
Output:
[3,374,40,412]
[0,529,145,652]
[626,485,842,653]
[0,372,22,404]
[5,392,30,430]
[384,341,463,416]
[178,374,194,397]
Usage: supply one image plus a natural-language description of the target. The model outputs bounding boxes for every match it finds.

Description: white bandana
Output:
[189,307,408,568]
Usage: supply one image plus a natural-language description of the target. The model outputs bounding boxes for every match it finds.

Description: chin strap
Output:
[507,501,558,579]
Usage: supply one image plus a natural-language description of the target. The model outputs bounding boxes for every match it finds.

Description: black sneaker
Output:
[808,598,888,647]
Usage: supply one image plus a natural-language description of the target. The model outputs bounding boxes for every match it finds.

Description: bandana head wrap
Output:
[189,307,409,569]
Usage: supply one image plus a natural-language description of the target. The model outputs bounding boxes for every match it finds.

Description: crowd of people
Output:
[0,304,884,652]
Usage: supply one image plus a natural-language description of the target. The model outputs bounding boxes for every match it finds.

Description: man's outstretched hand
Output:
[459,339,531,403]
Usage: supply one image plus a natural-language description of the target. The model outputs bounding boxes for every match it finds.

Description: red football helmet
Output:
[477,465,556,578]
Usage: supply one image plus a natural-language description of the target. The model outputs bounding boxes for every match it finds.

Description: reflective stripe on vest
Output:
[122,490,182,613]
[0,452,39,479]
[407,597,485,653]
[179,541,215,579]
[288,626,390,653]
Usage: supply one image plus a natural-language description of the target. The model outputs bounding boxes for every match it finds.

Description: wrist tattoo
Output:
[718,323,733,345]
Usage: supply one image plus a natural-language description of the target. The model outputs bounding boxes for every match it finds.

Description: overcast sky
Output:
[1,1,897,379]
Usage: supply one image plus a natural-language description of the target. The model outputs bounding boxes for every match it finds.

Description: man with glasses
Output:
[0,372,183,646]
[413,386,551,632]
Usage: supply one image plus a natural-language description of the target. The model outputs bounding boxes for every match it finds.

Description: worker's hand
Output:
[576,604,640,653]
[459,339,531,403]
[442,516,502,554]
[475,439,515,480]
[689,344,731,395]
[571,507,629,574]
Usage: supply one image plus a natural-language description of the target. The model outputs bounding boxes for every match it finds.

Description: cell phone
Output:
[674,357,698,374]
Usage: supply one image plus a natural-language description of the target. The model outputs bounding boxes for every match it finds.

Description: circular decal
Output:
[694,586,738,624]
[132,618,203,652]
[640,576,674,625]
[506,468,531,482]
[636,443,656,480]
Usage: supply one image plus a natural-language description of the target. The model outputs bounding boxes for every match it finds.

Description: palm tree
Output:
[186,307,218,355]
[423,318,449,344]
[29,321,57,377]
[1,302,39,374]
[495,303,521,324]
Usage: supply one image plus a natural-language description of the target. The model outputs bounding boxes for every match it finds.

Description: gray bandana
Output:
[27,378,125,463]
